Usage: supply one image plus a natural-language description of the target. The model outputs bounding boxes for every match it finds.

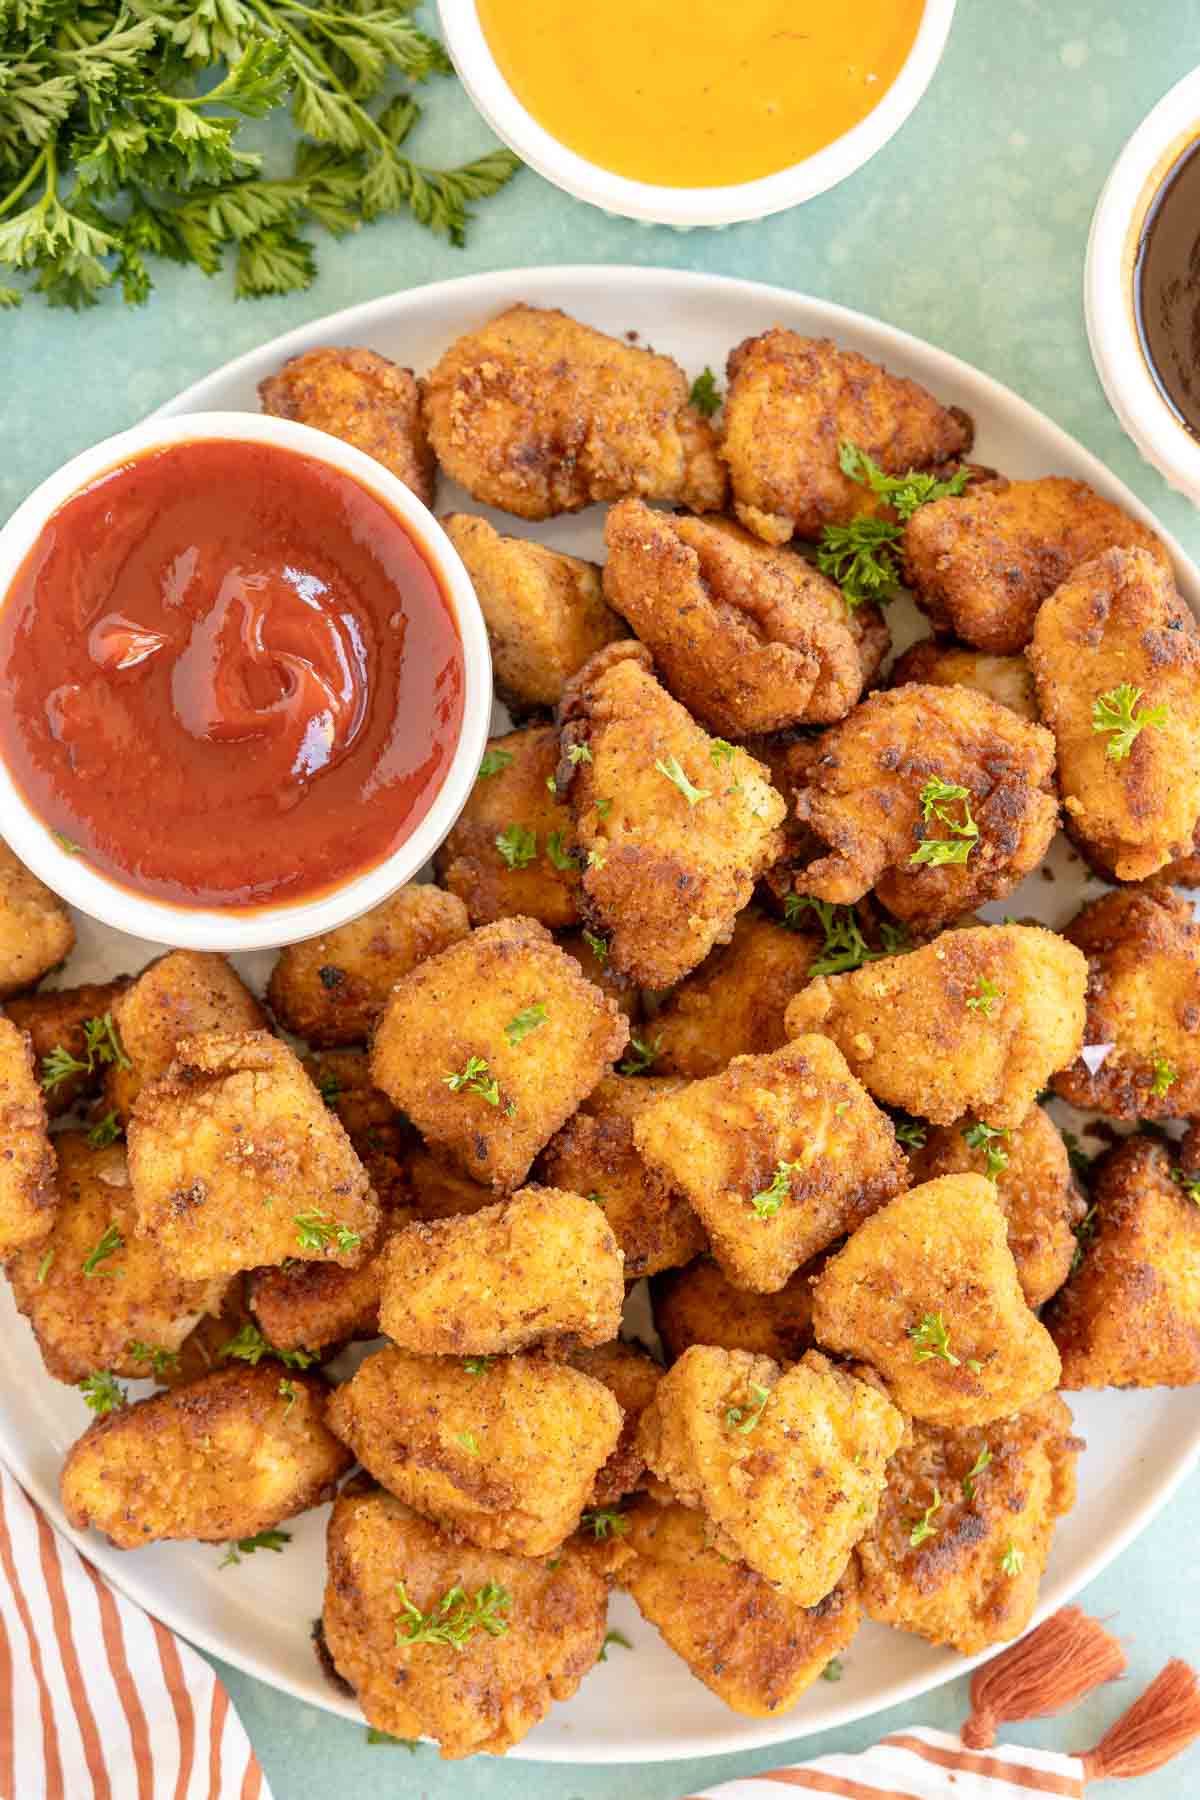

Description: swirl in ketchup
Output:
[0,439,464,908]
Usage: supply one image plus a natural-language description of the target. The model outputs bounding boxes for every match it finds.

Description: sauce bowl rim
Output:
[436,0,958,227]
[0,412,494,952]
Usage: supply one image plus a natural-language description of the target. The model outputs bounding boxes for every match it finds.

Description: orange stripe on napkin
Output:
[881,1732,1084,1795]
[0,1480,64,1797]
[35,1505,111,1800]
[151,1614,197,1800]
[761,1770,912,1796]
[81,1557,155,1800]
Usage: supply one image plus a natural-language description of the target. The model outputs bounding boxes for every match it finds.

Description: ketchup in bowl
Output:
[0,439,464,909]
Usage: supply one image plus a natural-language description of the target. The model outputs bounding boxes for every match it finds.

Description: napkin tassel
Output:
[1076,1658,1200,1783]
[962,1606,1126,1749]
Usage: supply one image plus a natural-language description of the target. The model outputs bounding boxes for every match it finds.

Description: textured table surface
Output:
[7,2,1200,1794]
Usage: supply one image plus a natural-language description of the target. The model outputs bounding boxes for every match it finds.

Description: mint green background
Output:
[8,2,1200,1793]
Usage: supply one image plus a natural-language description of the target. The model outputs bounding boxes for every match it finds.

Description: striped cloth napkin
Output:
[685,1728,1086,1797]
[0,1463,272,1800]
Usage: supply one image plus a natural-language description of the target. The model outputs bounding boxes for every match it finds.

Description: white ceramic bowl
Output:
[0,412,493,953]
[438,0,958,227]
[1086,66,1200,505]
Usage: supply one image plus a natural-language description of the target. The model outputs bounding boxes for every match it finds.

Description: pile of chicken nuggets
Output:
[3,304,1200,1758]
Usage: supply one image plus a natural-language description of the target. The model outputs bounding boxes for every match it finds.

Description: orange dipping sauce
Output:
[476,0,926,188]
[0,440,464,909]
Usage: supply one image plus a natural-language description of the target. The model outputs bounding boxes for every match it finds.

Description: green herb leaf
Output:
[294,1208,361,1254]
[618,1034,661,1076]
[821,1658,844,1682]
[689,367,721,417]
[218,1323,319,1369]
[891,1112,928,1150]
[999,1541,1025,1577]
[966,976,1002,1017]
[962,1120,1009,1182]
[597,1628,633,1662]
[504,1004,547,1046]
[748,1159,798,1219]
[545,830,575,871]
[1173,1167,1200,1206]
[495,823,537,870]
[477,748,514,779]
[394,1579,511,1649]
[838,441,971,523]
[655,754,709,808]
[1150,1054,1177,1099]
[909,1483,942,1547]
[220,1529,291,1567]
[80,1370,126,1415]
[1092,683,1168,761]
[279,1376,298,1418]
[908,1313,960,1367]
[126,1340,179,1377]
[581,930,609,964]
[580,1507,629,1539]
[443,1054,501,1106]
[82,1222,123,1277]
[463,1356,494,1375]
[567,743,592,765]
[36,1247,54,1285]
[87,1109,123,1148]
[961,1445,991,1501]
[709,738,736,766]
[815,516,902,610]
[455,1430,479,1456]
[910,778,979,867]
[365,1728,419,1749]
[724,1381,770,1433]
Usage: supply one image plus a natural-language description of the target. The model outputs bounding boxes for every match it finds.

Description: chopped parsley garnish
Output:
[891,1112,928,1150]
[908,1313,960,1366]
[784,895,900,977]
[618,1034,661,1076]
[279,1377,298,1418]
[394,1579,511,1649]
[689,367,722,417]
[219,1323,319,1369]
[87,1110,123,1148]
[1173,1168,1200,1205]
[709,738,736,766]
[962,1120,1009,1182]
[821,1658,844,1682]
[594,797,613,819]
[365,1729,419,1749]
[546,774,558,795]
[294,1209,361,1255]
[815,515,903,610]
[586,1191,606,1206]
[748,1160,798,1219]
[839,441,971,523]
[999,1541,1025,1578]
[1150,1054,1178,1099]
[220,1529,291,1568]
[504,1004,547,1046]
[908,1484,942,1548]
[725,1381,770,1433]
[455,1430,480,1456]
[1062,1131,1095,1181]
[545,831,575,871]
[587,847,608,870]
[966,977,1002,1016]
[126,1340,179,1377]
[80,1370,126,1415]
[495,824,537,870]
[35,1247,54,1285]
[444,1055,501,1105]
[316,1071,341,1107]
[41,1012,130,1093]
[567,743,593,766]
[655,754,709,808]
[581,930,609,964]
[961,1445,991,1501]
[1070,1203,1098,1275]
[463,1356,495,1375]
[477,748,514,780]
[82,1222,123,1278]
[597,1628,633,1662]
[1092,683,1168,761]
[580,1508,629,1539]
[910,778,979,866]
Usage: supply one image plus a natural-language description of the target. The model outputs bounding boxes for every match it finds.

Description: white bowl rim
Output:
[1085,64,1200,504]
[0,411,493,953]
[437,0,958,226]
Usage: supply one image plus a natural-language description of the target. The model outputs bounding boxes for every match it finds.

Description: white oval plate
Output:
[1,268,1197,1766]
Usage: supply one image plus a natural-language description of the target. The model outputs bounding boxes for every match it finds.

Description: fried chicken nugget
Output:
[259,345,435,507]
[602,501,866,734]
[788,685,1058,930]
[650,910,818,1078]
[434,728,582,930]
[907,1106,1085,1309]
[1046,1135,1200,1388]
[267,885,469,1048]
[785,925,1087,1128]
[890,639,1038,721]
[0,841,74,998]
[903,477,1171,653]
[61,1363,350,1549]
[1028,546,1200,881]
[442,514,623,710]
[620,1497,861,1717]
[0,1016,56,1258]
[569,1342,662,1506]
[538,1074,706,1280]
[637,1347,903,1606]
[378,1186,624,1357]
[421,304,725,521]
[9,1133,229,1384]
[128,1030,377,1280]
[322,1484,611,1758]
[633,1036,906,1293]
[558,643,786,988]
[855,1395,1083,1656]
[7,979,131,1119]
[811,1177,1062,1426]
[1051,886,1200,1119]
[651,1255,818,1366]
[370,916,628,1189]
[720,330,972,545]
[406,1145,497,1221]
[106,950,267,1121]
[327,1346,622,1557]
[558,928,642,1023]
[248,1187,418,1355]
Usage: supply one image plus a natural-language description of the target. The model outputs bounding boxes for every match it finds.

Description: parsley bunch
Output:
[0,0,520,309]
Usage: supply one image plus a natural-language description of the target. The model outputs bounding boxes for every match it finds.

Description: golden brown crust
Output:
[0,842,74,999]
[0,1016,57,1259]
[650,910,818,1079]
[784,924,1087,1128]
[568,1341,662,1505]
[6,979,131,1118]
[720,330,972,544]
[652,1255,818,1366]
[1027,546,1200,881]
[421,304,725,520]
[61,1363,351,1548]
[556,930,642,1023]
[788,684,1058,930]
[106,950,267,1121]
[620,1497,861,1716]
[258,345,435,507]
[811,1176,1062,1427]
[890,639,1038,721]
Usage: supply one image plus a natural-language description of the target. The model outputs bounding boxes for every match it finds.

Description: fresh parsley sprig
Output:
[838,442,970,522]
[1092,683,1168,761]
[910,778,980,867]
[394,1578,511,1650]
[784,895,908,977]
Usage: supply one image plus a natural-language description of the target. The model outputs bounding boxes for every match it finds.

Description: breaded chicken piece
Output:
[538,1075,705,1280]
[620,1497,860,1717]
[370,916,628,1190]
[637,1347,903,1606]
[7,979,131,1119]
[569,1342,662,1506]
[378,1186,624,1357]
[248,1180,418,1354]
[422,304,724,520]
[720,330,972,545]
[652,1256,818,1366]
[322,1484,611,1758]
[811,1177,1061,1426]
[106,950,267,1121]
[327,1346,622,1556]
[0,841,74,998]
[906,1106,1084,1309]
[785,925,1087,1128]
[9,1133,229,1384]
[558,643,786,988]
[1046,1135,1200,1388]
[650,910,818,1078]
[267,885,469,1048]
[788,685,1058,930]
[856,1396,1083,1655]
[61,1363,350,1549]
[442,514,623,709]
[557,928,642,1023]
[903,477,1170,653]
[128,1030,377,1280]
[258,345,435,507]
[0,1017,57,1259]
[890,638,1038,721]
[633,1037,907,1294]
[1156,832,1200,888]
[1028,547,1200,881]
[602,502,867,734]
[299,1048,406,1148]
[1052,887,1200,1119]
[433,729,582,930]
[406,1146,497,1221]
